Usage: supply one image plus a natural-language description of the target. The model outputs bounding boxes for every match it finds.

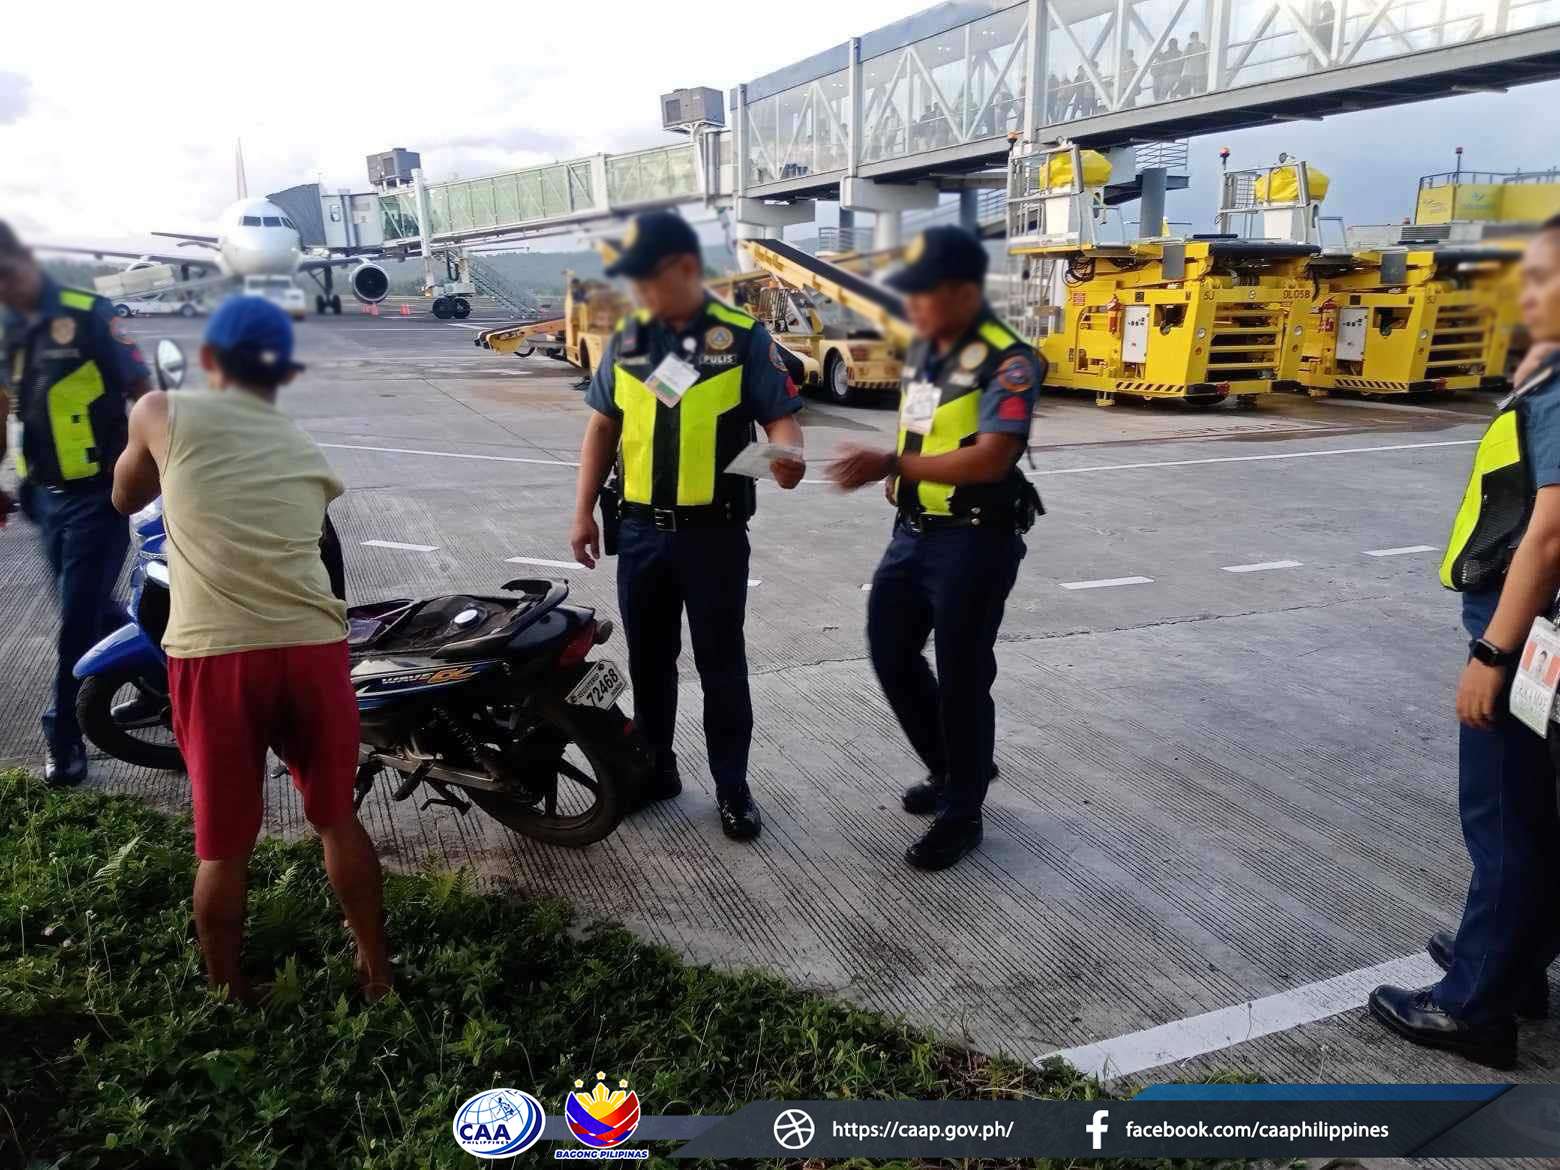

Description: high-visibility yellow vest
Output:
[1441,393,1536,591]
[8,287,126,487]
[893,314,1035,517]
[612,300,758,513]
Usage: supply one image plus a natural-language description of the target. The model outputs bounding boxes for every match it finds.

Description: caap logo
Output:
[565,1072,641,1149]
[452,1088,546,1159]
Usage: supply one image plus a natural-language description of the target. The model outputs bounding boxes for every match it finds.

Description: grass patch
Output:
[0,770,1208,1169]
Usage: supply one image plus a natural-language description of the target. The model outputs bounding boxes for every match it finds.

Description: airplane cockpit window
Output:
[241,216,263,226]
[262,216,283,227]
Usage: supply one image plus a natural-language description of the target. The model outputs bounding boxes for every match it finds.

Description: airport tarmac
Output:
[4,300,1552,1111]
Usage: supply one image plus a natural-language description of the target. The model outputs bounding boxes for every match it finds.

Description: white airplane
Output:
[41,145,390,315]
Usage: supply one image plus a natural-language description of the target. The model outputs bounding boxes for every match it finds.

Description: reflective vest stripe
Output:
[613,364,745,507]
[1440,408,1527,590]
[615,368,659,505]
[47,360,106,481]
[675,368,743,505]
[58,289,96,312]
[979,319,1022,351]
[705,302,756,330]
[915,389,982,514]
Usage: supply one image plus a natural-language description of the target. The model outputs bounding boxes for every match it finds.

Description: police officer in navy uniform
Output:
[0,220,150,785]
[569,211,805,840]
[1370,215,1560,1069]
[830,226,1043,871]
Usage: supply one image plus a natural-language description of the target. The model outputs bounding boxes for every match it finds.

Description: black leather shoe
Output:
[1427,931,1550,1019]
[637,753,683,807]
[717,789,762,841]
[902,764,999,816]
[1368,984,1517,1069]
[906,816,983,871]
[44,744,88,788]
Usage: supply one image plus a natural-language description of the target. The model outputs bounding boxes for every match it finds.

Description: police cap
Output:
[885,225,989,293]
[604,211,702,278]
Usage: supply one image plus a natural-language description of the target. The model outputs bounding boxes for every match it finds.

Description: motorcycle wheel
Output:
[76,668,185,772]
[465,703,641,848]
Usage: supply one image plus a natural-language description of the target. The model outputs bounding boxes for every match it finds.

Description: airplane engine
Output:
[350,262,390,304]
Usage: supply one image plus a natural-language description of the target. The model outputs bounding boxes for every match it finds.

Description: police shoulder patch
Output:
[769,341,789,373]
[996,354,1035,392]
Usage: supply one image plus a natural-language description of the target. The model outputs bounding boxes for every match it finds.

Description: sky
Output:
[2,0,1557,251]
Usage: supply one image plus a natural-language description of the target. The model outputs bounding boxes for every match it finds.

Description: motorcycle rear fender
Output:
[73,622,165,680]
[506,604,596,658]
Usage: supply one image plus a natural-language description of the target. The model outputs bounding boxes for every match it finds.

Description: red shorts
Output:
[168,641,360,861]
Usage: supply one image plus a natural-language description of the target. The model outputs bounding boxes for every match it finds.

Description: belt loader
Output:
[1007,144,1317,407]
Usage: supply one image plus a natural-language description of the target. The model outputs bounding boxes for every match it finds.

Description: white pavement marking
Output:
[446,323,488,330]
[1029,438,1480,478]
[1222,559,1303,573]
[748,579,763,587]
[1365,544,1439,557]
[318,443,579,469]
[506,556,582,570]
[1045,951,1443,1081]
[861,583,872,591]
[362,539,439,553]
[1060,576,1155,590]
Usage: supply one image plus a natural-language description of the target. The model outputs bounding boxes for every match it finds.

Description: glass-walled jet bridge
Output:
[735,0,1560,203]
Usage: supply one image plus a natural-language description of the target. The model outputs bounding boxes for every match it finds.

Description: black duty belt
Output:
[620,501,746,532]
[897,508,1016,535]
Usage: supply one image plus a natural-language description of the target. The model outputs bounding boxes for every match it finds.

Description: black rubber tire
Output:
[330,294,342,315]
[465,702,642,847]
[179,303,197,319]
[432,297,453,320]
[76,668,184,772]
[115,304,131,318]
[452,298,472,320]
[824,351,857,406]
[317,295,328,315]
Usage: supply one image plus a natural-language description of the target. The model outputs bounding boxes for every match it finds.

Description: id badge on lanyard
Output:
[900,380,941,436]
[646,353,701,408]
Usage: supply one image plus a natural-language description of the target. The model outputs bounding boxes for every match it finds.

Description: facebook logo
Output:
[1085,1109,1110,1150]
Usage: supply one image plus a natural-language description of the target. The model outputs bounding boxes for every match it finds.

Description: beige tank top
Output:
[159,389,348,658]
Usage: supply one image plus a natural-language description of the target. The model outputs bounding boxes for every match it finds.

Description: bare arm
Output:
[830,433,1025,491]
[760,412,805,489]
[570,411,623,568]
[111,391,169,515]
[1458,485,1560,728]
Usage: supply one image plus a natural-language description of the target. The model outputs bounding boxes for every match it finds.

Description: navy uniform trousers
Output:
[21,481,131,756]
[867,520,1025,822]
[1435,701,1560,1023]
[616,518,753,794]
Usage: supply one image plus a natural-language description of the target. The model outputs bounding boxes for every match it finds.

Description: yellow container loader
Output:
[1298,245,1521,396]
[1007,144,1316,407]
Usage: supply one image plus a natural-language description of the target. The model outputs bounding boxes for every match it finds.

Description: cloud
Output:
[0,71,29,124]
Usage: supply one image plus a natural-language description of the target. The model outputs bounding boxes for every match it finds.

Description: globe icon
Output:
[468,1094,520,1129]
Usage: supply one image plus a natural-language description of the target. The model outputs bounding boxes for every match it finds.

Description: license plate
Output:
[565,659,627,710]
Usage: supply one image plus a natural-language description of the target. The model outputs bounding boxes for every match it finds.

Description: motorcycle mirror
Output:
[154,339,187,391]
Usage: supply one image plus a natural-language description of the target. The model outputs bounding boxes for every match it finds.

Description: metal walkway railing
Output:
[465,255,549,320]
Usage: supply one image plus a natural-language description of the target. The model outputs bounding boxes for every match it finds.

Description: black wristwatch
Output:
[1470,637,1519,668]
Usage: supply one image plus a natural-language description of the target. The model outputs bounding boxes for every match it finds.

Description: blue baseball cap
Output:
[204,295,305,377]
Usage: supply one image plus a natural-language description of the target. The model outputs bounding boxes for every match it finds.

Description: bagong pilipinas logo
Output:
[451,1088,546,1159]
[566,1072,642,1149]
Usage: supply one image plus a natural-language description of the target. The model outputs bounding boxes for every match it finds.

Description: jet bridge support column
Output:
[734,198,815,270]
[841,177,939,252]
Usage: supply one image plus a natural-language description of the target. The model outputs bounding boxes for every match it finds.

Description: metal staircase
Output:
[463,253,549,320]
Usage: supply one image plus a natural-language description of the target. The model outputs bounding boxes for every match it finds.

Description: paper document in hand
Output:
[724,442,805,479]
[1511,615,1560,737]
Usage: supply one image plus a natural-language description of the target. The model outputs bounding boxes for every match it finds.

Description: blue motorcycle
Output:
[72,344,649,848]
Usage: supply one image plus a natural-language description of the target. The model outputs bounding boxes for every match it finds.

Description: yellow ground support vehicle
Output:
[1298,246,1521,396]
[475,273,627,379]
[737,239,910,406]
[1007,144,1317,407]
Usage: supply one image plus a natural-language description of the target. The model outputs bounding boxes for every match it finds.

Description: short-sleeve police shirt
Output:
[914,312,1042,441]
[585,298,801,426]
[1463,356,1560,638]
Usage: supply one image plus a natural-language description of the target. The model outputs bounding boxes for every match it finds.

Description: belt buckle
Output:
[652,507,677,532]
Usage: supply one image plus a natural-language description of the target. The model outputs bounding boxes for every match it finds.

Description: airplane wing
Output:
[36,243,221,271]
[149,232,221,248]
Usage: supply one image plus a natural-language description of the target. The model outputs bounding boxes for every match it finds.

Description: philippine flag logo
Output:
[565,1071,642,1149]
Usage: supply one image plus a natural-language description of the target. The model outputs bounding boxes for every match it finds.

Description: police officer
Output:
[0,220,150,785]
[569,211,805,840]
[1371,214,1560,1069]
[829,226,1043,871]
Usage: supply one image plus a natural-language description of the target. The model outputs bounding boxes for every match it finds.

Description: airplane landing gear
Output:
[433,296,470,320]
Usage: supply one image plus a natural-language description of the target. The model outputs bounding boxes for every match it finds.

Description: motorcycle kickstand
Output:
[420,779,472,815]
[391,761,433,802]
